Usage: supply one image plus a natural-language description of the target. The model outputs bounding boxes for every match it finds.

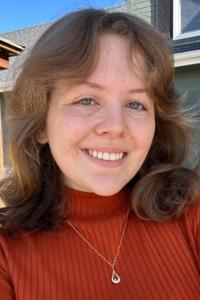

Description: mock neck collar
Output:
[63,186,130,220]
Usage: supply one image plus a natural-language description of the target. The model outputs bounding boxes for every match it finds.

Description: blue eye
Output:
[126,102,145,111]
[77,98,96,105]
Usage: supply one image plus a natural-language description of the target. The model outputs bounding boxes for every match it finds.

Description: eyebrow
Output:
[84,81,147,94]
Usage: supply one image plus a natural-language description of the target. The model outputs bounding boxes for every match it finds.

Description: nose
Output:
[95,104,127,137]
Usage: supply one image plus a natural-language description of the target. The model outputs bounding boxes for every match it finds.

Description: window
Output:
[173,0,200,39]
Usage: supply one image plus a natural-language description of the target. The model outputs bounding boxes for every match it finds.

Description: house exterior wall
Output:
[175,65,200,106]
[175,65,200,166]
[126,0,154,25]
[127,0,172,37]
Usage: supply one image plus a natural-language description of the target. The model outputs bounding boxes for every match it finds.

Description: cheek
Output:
[64,115,94,138]
[46,113,93,149]
[129,119,155,149]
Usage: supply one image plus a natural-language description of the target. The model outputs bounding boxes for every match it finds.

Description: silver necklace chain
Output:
[67,208,130,284]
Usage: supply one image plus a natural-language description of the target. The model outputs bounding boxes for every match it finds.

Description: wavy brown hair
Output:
[0,8,199,235]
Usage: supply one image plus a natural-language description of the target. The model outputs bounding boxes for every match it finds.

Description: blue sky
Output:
[0,0,124,33]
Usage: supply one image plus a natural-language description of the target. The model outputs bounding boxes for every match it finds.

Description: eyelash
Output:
[75,97,146,111]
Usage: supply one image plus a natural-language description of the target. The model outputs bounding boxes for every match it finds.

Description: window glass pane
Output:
[181,0,200,33]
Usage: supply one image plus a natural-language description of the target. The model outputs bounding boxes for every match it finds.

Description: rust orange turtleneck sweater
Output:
[0,187,200,299]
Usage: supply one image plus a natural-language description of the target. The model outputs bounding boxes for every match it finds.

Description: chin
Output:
[89,184,126,196]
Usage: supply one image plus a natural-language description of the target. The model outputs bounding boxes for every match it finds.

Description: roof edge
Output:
[0,37,25,50]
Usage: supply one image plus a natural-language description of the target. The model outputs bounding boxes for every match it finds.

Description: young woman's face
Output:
[39,34,155,195]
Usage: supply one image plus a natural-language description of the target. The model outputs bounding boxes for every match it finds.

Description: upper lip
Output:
[83,147,128,153]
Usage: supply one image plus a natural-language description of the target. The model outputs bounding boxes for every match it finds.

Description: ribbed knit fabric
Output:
[0,187,200,300]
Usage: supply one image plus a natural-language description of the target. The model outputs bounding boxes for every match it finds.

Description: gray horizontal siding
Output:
[127,0,154,25]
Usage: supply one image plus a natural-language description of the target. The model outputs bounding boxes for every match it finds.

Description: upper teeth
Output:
[88,150,124,161]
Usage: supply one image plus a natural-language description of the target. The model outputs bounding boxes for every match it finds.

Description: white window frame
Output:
[174,49,200,67]
[173,0,200,40]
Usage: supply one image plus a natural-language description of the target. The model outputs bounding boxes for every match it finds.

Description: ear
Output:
[36,128,48,144]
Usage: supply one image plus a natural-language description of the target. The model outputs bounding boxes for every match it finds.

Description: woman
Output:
[0,8,199,300]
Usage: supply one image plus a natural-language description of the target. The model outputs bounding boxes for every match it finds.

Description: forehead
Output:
[95,34,146,77]
[52,34,148,95]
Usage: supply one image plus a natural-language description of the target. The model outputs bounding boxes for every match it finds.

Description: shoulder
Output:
[0,224,66,258]
[0,230,36,261]
[0,231,24,260]
[0,230,42,274]
[0,232,13,280]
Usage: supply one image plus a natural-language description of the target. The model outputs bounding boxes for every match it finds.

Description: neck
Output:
[62,185,131,220]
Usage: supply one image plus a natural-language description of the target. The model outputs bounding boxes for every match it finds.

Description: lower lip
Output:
[81,150,128,168]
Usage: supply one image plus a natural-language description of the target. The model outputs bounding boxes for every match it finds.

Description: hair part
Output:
[0,8,199,235]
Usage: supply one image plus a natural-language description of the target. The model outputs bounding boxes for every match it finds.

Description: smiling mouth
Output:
[84,149,128,161]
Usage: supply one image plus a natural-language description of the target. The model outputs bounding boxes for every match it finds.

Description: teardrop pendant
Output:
[111,269,121,284]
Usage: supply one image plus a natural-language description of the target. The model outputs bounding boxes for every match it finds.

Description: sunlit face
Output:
[38,34,155,195]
